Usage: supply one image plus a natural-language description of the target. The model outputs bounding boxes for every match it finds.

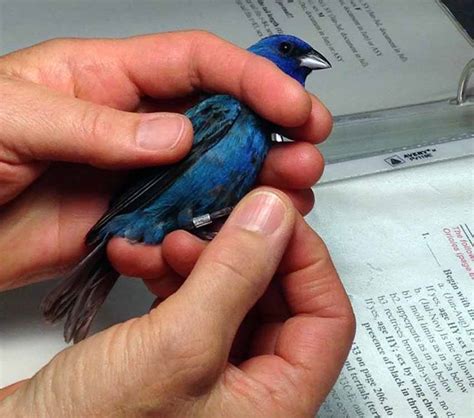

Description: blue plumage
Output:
[96,95,269,244]
[41,34,331,343]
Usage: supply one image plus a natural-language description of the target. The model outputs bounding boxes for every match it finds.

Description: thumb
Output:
[0,189,296,416]
[0,76,193,169]
[163,188,296,370]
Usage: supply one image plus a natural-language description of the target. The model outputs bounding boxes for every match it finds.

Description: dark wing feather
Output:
[86,95,241,245]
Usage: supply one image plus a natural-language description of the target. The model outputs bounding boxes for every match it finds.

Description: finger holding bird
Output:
[41,34,332,343]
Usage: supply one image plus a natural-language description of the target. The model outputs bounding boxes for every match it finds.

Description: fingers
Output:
[118,32,312,128]
[229,215,353,414]
[162,231,207,277]
[107,237,169,280]
[282,188,315,215]
[167,189,295,357]
[107,231,205,284]
[0,76,193,169]
[123,33,332,140]
[280,94,333,143]
[259,142,324,189]
[23,33,327,132]
[274,216,355,402]
[144,271,184,299]
[106,187,314,284]
[136,93,333,145]
[2,33,332,139]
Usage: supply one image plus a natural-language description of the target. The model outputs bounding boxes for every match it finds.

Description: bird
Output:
[41,34,331,343]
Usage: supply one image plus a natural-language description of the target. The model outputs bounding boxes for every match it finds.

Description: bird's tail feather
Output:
[41,240,119,344]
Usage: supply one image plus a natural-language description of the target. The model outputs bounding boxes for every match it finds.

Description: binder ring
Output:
[453,59,474,105]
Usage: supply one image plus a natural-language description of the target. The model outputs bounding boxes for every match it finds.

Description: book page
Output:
[307,156,474,417]
[1,0,472,115]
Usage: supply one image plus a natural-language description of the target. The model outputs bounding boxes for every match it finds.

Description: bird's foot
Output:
[194,229,219,241]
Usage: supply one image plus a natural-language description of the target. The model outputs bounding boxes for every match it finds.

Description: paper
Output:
[307,156,474,417]
[0,0,472,115]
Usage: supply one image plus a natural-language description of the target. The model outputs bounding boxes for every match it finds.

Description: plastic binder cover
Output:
[1,0,472,172]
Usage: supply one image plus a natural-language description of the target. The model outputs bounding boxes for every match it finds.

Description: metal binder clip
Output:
[451,59,474,105]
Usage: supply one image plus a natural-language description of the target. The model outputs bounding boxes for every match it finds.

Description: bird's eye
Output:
[278,42,293,55]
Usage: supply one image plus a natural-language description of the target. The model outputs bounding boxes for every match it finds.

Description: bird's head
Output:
[248,34,331,86]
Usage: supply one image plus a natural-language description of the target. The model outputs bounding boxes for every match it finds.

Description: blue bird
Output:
[41,34,331,343]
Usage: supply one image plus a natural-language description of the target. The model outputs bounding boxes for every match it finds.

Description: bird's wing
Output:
[86,95,241,245]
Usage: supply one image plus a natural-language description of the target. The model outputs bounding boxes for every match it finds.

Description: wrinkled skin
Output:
[0,31,354,417]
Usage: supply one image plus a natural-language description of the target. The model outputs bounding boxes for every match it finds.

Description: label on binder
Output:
[384,155,406,167]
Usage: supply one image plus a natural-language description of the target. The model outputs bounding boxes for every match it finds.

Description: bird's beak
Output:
[299,50,331,70]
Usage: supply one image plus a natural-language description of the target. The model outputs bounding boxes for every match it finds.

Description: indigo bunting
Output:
[41,34,331,343]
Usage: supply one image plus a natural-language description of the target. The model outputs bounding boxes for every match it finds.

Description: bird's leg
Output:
[177,207,215,239]
[194,229,219,241]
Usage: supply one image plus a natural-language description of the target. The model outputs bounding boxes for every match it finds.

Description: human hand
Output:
[0,189,354,416]
[0,31,332,290]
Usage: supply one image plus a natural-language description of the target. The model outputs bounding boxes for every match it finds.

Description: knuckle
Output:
[40,37,83,52]
[37,38,72,55]
[75,105,112,166]
[79,104,106,141]
[40,38,66,49]
[187,31,221,90]
[237,53,259,100]
[192,30,219,44]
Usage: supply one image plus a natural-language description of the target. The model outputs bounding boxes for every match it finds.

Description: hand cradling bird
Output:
[41,34,331,343]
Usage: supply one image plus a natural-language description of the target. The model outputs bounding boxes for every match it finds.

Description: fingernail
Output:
[136,115,186,150]
[231,192,286,235]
